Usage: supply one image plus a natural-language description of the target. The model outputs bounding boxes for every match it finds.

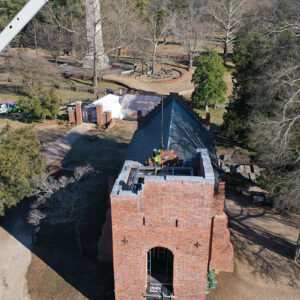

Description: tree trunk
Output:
[223,42,228,66]
[118,48,122,61]
[152,44,157,76]
[93,49,98,88]
[205,104,209,112]
[141,59,144,74]
[188,53,193,69]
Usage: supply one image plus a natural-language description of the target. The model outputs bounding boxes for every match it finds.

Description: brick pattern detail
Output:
[110,180,233,300]
[68,107,76,123]
[75,102,83,124]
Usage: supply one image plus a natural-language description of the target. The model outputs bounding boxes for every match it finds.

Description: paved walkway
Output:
[44,123,94,164]
[0,203,32,300]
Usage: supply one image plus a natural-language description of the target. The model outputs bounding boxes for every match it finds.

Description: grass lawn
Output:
[196,107,226,127]
[0,92,21,102]
[0,77,124,105]
[27,254,87,300]
[0,117,30,130]
[55,89,98,103]
[63,121,137,174]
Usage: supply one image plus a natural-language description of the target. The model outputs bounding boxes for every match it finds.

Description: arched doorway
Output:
[146,247,174,299]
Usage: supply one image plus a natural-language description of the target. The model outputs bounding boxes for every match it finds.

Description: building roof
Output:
[125,96,219,180]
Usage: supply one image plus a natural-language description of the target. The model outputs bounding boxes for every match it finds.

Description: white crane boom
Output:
[0,0,49,53]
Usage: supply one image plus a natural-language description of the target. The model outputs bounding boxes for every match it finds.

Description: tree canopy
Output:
[192,49,227,110]
[222,1,300,210]
[19,88,60,122]
[0,125,45,216]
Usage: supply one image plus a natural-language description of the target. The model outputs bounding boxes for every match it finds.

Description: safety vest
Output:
[153,150,161,165]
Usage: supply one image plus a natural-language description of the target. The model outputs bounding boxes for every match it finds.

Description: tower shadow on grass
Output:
[0,134,133,300]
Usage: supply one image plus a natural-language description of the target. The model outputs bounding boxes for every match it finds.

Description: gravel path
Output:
[103,68,194,95]
[44,123,94,164]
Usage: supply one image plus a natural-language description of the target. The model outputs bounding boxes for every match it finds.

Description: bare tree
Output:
[23,18,41,54]
[249,60,300,211]
[265,0,300,37]
[28,165,99,254]
[102,0,137,61]
[136,0,172,75]
[3,49,58,90]
[208,0,254,64]
[170,0,213,69]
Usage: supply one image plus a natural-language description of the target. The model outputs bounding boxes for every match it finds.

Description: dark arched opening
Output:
[146,247,174,299]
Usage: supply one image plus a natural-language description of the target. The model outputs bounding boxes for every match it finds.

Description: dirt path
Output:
[208,192,300,300]
[43,123,94,164]
[0,201,33,300]
[103,68,195,95]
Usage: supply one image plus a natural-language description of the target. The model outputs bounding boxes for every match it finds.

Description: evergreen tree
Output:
[222,32,264,144]
[0,0,27,31]
[19,88,60,122]
[0,125,45,216]
[192,49,227,111]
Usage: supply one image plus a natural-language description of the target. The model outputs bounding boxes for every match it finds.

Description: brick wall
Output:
[68,107,76,124]
[111,178,233,300]
[209,214,234,272]
[75,101,82,124]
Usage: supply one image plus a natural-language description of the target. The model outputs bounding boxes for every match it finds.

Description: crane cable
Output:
[161,95,164,149]
[161,95,164,171]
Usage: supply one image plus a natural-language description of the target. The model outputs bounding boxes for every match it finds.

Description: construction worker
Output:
[152,147,162,168]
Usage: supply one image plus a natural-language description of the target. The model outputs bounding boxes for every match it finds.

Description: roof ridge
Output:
[137,93,211,130]
[137,95,172,128]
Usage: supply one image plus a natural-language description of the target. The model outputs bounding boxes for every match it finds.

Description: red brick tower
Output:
[110,149,233,300]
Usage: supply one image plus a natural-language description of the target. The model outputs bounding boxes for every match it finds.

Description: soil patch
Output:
[208,190,300,300]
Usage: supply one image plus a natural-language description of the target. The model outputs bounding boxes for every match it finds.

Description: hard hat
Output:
[153,147,158,152]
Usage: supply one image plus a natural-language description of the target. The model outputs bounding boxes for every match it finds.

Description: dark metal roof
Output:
[125,96,219,179]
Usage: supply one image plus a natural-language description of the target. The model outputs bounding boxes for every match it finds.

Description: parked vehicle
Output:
[0,102,23,114]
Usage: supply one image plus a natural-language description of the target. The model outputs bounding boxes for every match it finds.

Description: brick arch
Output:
[145,245,175,297]
[143,244,176,257]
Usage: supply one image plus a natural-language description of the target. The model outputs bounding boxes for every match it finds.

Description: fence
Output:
[82,107,97,123]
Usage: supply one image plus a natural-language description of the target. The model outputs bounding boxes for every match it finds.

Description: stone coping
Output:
[111,148,214,196]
